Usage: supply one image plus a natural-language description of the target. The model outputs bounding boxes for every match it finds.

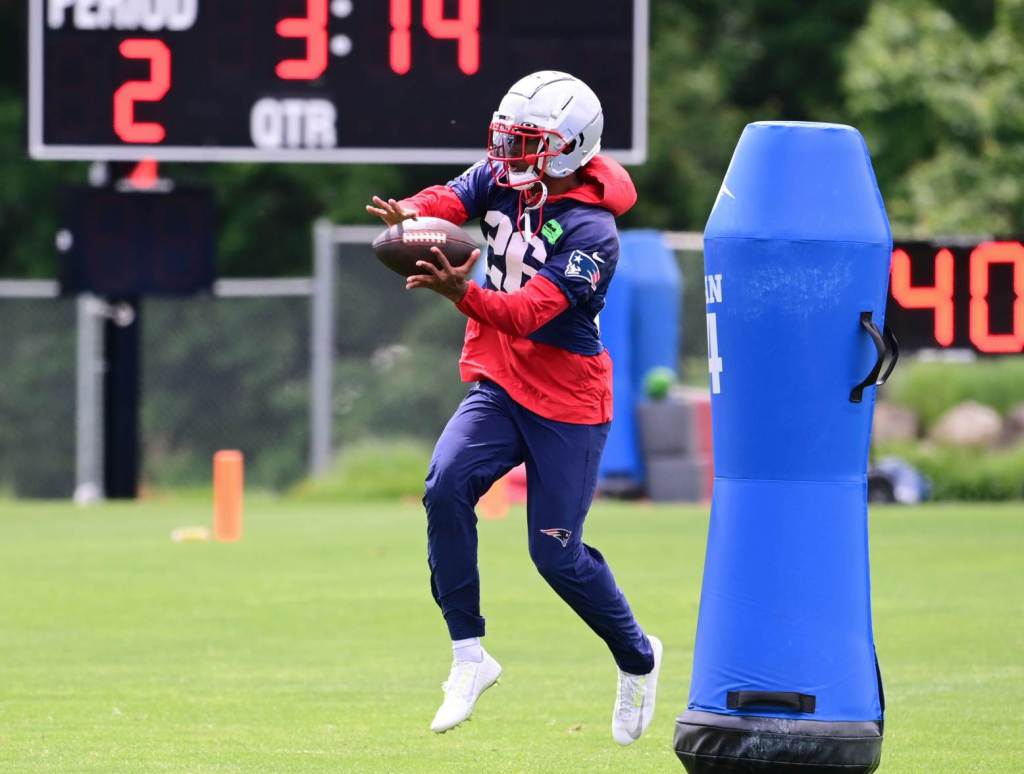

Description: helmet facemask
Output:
[487,119,568,191]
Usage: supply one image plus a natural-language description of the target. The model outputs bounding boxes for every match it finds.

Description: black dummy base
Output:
[675,710,882,773]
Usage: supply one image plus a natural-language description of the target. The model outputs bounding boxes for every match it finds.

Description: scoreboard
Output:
[58,186,216,296]
[28,0,648,164]
[888,240,1024,354]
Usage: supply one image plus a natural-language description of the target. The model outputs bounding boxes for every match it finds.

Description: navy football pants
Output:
[424,380,655,675]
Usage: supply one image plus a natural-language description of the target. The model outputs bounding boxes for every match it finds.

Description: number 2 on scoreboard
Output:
[113,39,171,144]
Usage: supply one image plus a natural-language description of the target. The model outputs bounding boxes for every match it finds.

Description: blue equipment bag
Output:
[599,230,681,492]
[597,246,640,488]
[674,122,898,773]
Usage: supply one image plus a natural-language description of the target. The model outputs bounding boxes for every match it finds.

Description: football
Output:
[371,217,479,278]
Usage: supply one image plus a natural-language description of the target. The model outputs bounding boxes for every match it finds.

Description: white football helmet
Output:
[487,71,604,190]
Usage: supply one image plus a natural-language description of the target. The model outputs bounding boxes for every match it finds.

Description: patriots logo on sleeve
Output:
[565,250,603,291]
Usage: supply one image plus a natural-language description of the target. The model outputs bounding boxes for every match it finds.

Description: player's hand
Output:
[407,247,481,303]
[366,196,418,226]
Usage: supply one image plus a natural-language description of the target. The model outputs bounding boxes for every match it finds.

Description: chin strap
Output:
[516,181,548,241]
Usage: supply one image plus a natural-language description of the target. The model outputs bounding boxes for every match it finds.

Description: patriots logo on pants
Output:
[539,528,573,547]
[565,250,603,291]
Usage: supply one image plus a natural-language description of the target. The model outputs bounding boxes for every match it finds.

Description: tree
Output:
[620,3,743,231]
[844,0,1024,236]
[626,0,872,231]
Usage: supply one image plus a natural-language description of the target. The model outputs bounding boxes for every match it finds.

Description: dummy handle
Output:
[879,324,900,385]
[850,311,899,403]
[727,690,817,714]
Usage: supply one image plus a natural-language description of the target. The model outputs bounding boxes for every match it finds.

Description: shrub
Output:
[291,438,433,502]
[884,359,1024,431]
[875,441,1024,501]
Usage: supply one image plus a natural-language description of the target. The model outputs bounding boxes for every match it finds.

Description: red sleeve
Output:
[455,275,569,337]
[399,186,470,226]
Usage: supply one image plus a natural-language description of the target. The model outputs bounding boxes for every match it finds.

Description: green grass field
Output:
[0,499,1021,772]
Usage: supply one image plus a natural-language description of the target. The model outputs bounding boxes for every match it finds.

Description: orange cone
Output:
[213,450,244,542]
[128,157,159,189]
[478,474,509,520]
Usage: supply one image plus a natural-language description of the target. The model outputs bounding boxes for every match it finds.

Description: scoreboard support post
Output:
[59,169,217,501]
[102,298,141,499]
[74,295,106,503]
[310,219,336,477]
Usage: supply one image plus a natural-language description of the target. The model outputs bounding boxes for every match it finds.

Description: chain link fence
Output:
[141,294,310,492]
[322,229,707,463]
[0,284,312,498]
[0,229,705,499]
[0,296,77,498]
[329,241,468,454]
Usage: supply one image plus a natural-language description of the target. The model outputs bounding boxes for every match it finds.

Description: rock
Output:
[873,401,920,444]
[929,401,1003,448]
[1002,402,1024,446]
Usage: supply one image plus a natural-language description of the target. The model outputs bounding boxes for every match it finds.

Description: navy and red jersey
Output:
[400,154,637,424]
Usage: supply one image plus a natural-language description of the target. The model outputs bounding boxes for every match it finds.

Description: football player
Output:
[366,71,662,744]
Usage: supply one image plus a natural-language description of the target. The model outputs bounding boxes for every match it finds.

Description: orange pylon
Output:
[213,450,244,541]
[128,157,159,189]
[478,474,509,520]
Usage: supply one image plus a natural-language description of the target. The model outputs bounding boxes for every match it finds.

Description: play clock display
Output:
[887,240,1024,354]
[29,0,648,163]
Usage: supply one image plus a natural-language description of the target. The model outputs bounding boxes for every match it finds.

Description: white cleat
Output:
[611,635,663,746]
[430,652,502,733]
